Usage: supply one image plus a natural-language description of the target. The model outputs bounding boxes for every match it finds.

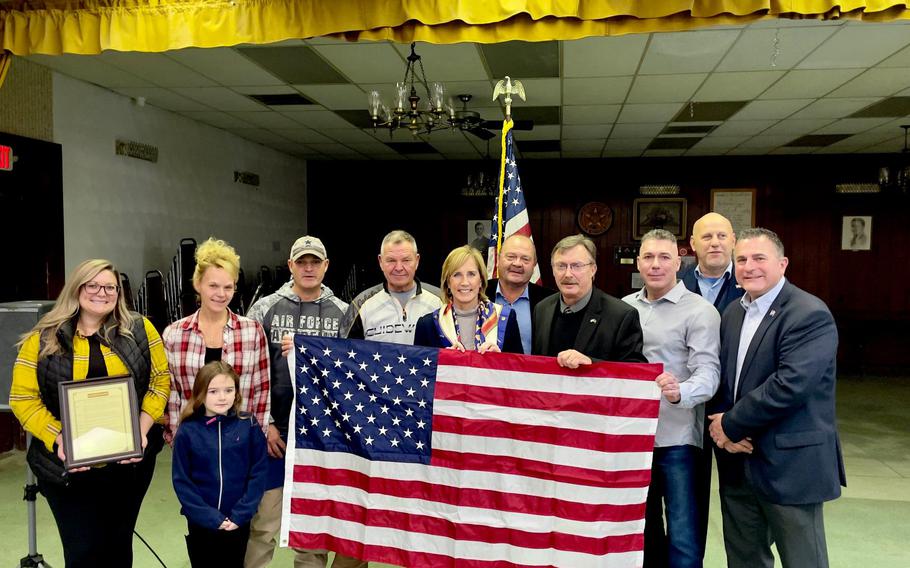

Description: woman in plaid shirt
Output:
[163,238,270,444]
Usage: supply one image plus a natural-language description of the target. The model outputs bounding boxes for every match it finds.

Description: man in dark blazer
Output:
[681,211,742,557]
[708,228,845,568]
[681,212,742,314]
[486,234,555,354]
[532,234,646,366]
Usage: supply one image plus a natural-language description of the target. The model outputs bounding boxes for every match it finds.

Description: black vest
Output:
[27,314,151,485]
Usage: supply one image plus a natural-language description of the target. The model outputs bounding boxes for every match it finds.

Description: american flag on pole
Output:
[487,119,542,284]
[280,336,661,567]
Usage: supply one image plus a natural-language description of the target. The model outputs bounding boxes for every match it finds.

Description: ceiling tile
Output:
[561,139,606,152]
[878,42,910,68]
[813,117,893,134]
[180,111,255,129]
[562,105,621,124]
[481,41,559,79]
[230,85,298,96]
[828,67,910,98]
[521,151,563,159]
[307,143,365,157]
[226,111,297,129]
[512,106,558,125]
[562,150,602,158]
[293,84,367,109]
[849,96,910,117]
[563,35,649,77]
[716,27,838,72]
[312,43,406,84]
[346,142,404,155]
[171,87,266,111]
[685,147,728,156]
[610,123,666,138]
[515,78,561,106]
[272,128,334,144]
[671,101,747,122]
[692,135,751,149]
[100,51,217,87]
[603,148,645,157]
[710,120,777,136]
[238,46,349,84]
[29,54,152,88]
[318,129,380,144]
[785,133,852,147]
[616,103,682,123]
[266,141,317,157]
[693,71,785,101]
[224,128,291,144]
[563,77,633,105]
[732,98,813,119]
[511,125,560,140]
[738,134,798,148]
[647,137,700,149]
[605,138,651,150]
[245,93,316,107]
[796,24,910,70]
[643,149,688,156]
[392,42,488,81]
[627,74,707,103]
[278,110,353,129]
[727,146,770,155]
[166,47,285,86]
[759,69,863,99]
[639,30,741,74]
[762,118,833,135]
[113,87,212,111]
[428,140,478,154]
[562,125,612,139]
[789,97,879,119]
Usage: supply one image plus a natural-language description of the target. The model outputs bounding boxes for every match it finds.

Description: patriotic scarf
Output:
[433,300,509,351]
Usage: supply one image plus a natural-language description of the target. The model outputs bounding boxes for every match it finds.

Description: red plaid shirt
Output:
[162,309,270,443]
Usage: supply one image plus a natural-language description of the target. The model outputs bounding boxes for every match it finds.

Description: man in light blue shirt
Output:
[623,229,720,568]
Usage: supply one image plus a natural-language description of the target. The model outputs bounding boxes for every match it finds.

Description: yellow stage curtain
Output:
[1,1,909,55]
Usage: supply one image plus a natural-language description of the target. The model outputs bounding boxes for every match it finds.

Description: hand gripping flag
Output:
[281,336,661,567]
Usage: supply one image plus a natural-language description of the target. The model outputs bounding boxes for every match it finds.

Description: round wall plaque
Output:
[577,202,614,236]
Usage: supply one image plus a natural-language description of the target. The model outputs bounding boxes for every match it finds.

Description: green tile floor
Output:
[1,375,907,567]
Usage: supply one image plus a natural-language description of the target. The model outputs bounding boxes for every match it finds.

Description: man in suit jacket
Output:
[681,212,742,314]
[708,228,845,568]
[486,234,555,354]
[532,234,646,366]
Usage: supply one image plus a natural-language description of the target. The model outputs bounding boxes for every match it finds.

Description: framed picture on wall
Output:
[467,220,491,252]
[710,188,756,236]
[841,216,872,251]
[632,198,687,240]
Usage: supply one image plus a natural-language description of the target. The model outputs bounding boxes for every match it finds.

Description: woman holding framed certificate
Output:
[162,237,270,444]
[10,258,171,567]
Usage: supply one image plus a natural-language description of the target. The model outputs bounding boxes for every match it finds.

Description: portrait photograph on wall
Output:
[842,215,872,251]
[632,198,687,240]
[467,219,491,252]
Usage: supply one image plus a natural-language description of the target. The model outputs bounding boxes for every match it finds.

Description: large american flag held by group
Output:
[486,119,542,284]
[280,336,661,567]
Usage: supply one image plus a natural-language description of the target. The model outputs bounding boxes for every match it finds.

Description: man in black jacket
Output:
[485,234,555,354]
[533,234,646,366]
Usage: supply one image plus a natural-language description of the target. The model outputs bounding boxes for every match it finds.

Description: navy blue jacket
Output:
[680,264,743,315]
[714,281,846,505]
[172,410,268,529]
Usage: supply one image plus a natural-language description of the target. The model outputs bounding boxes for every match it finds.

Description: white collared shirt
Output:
[734,276,787,398]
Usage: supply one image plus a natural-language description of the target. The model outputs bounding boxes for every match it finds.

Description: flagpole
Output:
[490,76,526,276]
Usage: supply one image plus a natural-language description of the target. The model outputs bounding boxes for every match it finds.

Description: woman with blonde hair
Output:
[414,245,522,353]
[10,258,171,567]
[163,237,270,444]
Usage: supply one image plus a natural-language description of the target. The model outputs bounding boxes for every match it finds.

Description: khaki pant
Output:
[244,487,368,568]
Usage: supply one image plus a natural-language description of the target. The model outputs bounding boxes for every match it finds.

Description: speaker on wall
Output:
[0,301,55,410]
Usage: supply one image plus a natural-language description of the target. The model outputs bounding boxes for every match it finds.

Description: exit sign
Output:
[0,144,13,171]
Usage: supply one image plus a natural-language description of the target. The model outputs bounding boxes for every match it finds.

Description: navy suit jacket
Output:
[532,287,647,363]
[486,279,556,351]
[714,281,846,505]
[680,264,743,315]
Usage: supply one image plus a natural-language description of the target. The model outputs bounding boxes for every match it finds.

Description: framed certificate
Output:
[58,374,142,468]
[710,188,756,236]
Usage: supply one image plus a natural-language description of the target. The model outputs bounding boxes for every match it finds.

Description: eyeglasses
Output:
[553,262,594,273]
[83,282,120,295]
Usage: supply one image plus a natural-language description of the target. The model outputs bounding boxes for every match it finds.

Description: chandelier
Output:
[367,43,453,136]
[878,124,910,194]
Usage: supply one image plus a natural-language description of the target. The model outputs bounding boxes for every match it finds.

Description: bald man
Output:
[682,212,743,314]
[485,234,555,354]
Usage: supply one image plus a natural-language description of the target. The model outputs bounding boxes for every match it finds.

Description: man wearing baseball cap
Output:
[245,236,363,567]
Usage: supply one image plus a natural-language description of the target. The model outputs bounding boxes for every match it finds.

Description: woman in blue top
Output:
[414,245,522,353]
[172,361,268,567]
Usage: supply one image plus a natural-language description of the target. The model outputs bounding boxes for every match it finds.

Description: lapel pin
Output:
[589,318,597,324]
[769,309,777,317]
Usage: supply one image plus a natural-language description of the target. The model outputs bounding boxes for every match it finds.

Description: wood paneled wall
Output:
[308,154,910,373]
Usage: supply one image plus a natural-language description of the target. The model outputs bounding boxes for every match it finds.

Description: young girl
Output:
[172,361,268,567]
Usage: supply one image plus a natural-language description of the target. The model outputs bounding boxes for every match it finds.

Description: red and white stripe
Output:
[281,350,661,567]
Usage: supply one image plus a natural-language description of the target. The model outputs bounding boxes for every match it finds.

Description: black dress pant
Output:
[186,522,251,568]
[39,463,141,568]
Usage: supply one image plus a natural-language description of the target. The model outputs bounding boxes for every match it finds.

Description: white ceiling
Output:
[26,18,910,161]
